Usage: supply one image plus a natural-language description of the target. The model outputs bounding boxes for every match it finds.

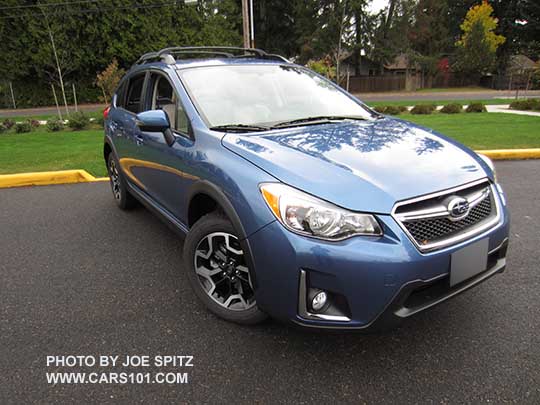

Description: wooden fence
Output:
[346,75,406,93]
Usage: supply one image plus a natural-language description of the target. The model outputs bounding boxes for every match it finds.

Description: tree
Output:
[456,1,505,54]
[369,0,416,72]
[96,59,125,104]
[409,0,451,86]
[289,1,356,83]
[454,1,505,77]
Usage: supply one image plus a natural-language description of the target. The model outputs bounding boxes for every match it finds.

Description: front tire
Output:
[107,153,136,210]
[183,213,267,325]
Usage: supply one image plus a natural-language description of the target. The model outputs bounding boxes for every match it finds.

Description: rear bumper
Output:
[246,193,510,331]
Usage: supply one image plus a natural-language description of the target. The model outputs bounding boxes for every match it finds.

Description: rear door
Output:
[110,71,151,189]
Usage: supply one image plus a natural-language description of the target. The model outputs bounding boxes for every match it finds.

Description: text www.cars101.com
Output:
[46,372,189,384]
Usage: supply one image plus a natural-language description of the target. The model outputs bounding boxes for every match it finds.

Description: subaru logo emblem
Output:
[447,197,470,221]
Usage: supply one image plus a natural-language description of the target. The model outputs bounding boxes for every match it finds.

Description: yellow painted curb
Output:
[1,148,539,189]
[476,149,540,160]
[0,170,108,189]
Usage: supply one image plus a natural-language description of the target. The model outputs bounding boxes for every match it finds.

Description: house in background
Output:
[507,54,538,90]
[340,53,379,77]
[383,53,422,91]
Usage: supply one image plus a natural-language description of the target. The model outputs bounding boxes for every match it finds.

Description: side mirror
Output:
[135,110,170,132]
[135,110,175,146]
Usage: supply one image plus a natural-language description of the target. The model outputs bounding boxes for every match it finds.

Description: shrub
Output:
[2,119,15,129]
[373,105,404,115]
[410,104,436,115]
[47,118,65,132]
[94,116,104,127]
[465,102,486,113]
[28,119,40,128]
[440,103,463,114]
[384,105,402,115]
[67,112,90,130]
[509,98,540,111]
[14,122,32,133]
[398,105,408,113]
[0,124,7,134]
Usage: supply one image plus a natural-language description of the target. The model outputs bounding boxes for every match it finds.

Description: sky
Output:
[369,0,388,14]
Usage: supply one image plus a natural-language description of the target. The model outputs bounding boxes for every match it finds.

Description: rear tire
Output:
[183,212,267,325]
[107,153,136,210]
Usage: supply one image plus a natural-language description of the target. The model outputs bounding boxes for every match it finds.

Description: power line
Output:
[0,1,187,20]
[0,0,103,11]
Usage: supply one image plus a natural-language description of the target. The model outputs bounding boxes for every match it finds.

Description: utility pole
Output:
[242,0,250,49]
[249,0,255,48]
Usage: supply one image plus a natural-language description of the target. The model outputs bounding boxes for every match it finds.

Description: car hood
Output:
[221,118,490,214]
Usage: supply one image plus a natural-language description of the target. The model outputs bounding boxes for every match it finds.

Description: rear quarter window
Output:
[115,80,127,108]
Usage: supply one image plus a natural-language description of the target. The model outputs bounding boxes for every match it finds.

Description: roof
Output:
[508,54,538,73]
[173,57,290,70]
[133,46,290,69]
[384,53,420,71]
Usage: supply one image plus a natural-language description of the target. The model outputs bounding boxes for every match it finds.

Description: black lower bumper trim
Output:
[293,238,508,331]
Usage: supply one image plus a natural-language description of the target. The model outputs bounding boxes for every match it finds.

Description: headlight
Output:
[260,183,382,240]
[478,154,497,182]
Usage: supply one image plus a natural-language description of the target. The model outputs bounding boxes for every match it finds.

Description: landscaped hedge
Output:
[373,105,408,115]
[466,103,487,113]
[2,119,15,129]
[440,103,463,114]
[509,98,540,111]
[14,122,32,133]
[67,112,90,130]
[410,104,436,114]
[47,119,65,132]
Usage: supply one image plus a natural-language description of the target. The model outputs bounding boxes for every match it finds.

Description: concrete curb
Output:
[476,149,540,160]
[0,170,108,189]
[1,150,539,189]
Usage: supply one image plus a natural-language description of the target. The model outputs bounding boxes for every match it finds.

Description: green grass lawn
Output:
[401,112,540,150]
[0,112,539,177]
[0,128,106,177]
[365,98,512,108]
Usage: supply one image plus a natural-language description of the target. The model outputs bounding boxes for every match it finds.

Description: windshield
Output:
[178,65,373,128]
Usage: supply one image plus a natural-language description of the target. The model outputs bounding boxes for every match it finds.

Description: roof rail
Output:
[134,46,289,66]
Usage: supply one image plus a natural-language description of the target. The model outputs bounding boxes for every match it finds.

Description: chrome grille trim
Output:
[391,178,502,253]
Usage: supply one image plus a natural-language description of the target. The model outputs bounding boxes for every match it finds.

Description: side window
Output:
[151,74,190,134]
[125,74,146,114]
[115,80,127,108]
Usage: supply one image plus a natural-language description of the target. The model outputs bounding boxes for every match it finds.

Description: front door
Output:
[126,72,197,222]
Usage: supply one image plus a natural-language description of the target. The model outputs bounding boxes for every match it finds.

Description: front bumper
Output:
[246,190,510,330]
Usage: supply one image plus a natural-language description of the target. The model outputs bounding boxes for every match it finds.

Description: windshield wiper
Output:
[209,124,270,133]
[272,115,368,128]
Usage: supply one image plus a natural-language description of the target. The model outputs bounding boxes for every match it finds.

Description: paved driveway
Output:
[1,161,539,404]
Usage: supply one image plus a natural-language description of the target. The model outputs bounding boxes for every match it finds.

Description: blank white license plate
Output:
[450,238,489,286]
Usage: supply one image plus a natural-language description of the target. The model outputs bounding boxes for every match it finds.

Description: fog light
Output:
[311,291,328,312]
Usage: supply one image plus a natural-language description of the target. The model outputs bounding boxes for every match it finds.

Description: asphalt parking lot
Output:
[1,160,539,404]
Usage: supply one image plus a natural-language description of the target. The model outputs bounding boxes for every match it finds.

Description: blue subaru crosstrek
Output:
[103,47,510,330]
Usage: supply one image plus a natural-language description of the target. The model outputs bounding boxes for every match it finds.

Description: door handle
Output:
[135,134,144,146]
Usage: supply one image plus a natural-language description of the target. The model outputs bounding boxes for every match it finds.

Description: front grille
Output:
[394,180,499,252]
[404,196,492,245]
